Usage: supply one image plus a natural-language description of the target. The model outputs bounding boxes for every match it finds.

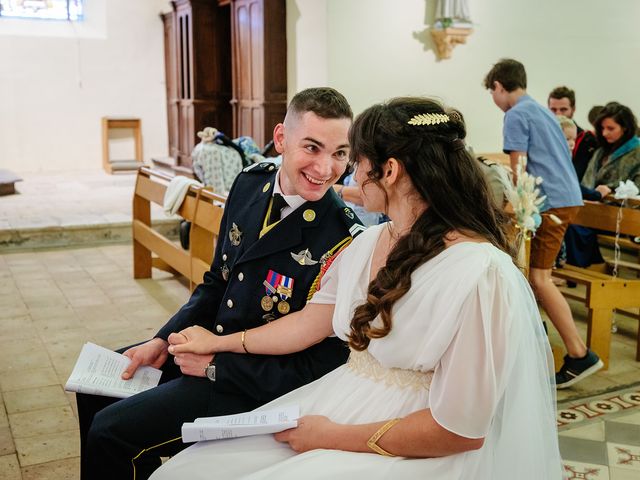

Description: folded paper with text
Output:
[65,342,162,398]
[182,405,300,442]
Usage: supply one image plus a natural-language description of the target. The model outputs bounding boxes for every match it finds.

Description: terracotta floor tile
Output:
[3,386,70,415]
[0,454,21,480]
[21,456,79,480]
[14,431,79,467]
[9,406,77,439]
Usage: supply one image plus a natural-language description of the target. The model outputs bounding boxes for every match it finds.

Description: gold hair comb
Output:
[407,113,450,126]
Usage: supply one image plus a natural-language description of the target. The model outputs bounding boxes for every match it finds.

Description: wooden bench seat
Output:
[132,167,226,290]
[552,199,640,367]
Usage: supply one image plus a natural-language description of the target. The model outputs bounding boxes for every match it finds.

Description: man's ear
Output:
[273,123,285,154]
[493,81,504,92]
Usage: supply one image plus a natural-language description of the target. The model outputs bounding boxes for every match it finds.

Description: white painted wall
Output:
[0,0,169,173]
[286,0,328,96]
[3,0,638,172]
[288,0,640,153]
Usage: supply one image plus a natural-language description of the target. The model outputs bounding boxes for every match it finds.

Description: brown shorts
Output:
[530,206,581,269]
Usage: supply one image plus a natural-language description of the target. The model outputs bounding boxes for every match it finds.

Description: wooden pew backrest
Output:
[132,167,226,290]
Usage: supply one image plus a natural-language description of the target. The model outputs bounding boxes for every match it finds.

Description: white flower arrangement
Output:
[503,156,546,236]
[500,155,552,272]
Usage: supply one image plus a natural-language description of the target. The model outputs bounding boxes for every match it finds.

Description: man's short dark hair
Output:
[548,86,576,108]
[483,59,527,92]
[288,87,353,120]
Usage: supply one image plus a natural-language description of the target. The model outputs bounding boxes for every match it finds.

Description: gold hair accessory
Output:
[366,418,401,456]
[241,329,250,354]
[407,113,449,126]
[447,110,463,123]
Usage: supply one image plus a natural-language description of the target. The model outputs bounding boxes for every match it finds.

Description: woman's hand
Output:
[168,325,219,355]
[274,415,337,453]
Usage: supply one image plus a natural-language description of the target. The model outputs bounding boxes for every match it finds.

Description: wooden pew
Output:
[132,167,226,291]
[552,198,640,367]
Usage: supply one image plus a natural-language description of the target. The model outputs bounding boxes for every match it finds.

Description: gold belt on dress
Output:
[346,349,433,391]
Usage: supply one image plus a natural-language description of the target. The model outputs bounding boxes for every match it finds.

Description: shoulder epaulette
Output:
[242,161,279,173]
[341,206,366,238]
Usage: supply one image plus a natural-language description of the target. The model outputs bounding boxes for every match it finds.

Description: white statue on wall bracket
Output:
[435,0,472,28]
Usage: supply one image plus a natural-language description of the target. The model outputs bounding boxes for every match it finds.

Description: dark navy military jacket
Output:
[156,163,364,405]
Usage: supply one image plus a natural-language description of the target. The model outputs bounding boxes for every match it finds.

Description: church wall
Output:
[288,0,640,154]
[0,0,169,173]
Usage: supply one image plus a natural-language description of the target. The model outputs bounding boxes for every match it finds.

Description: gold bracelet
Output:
[241,329,250,354]
[366,418,401,457]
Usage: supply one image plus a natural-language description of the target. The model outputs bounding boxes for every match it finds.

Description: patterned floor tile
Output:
[562,460,610,480]
[607,442,640,471]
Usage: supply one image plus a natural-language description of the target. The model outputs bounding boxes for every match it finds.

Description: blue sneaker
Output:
[555,350,604,389]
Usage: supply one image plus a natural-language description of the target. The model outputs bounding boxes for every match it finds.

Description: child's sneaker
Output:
[555,350,604,389]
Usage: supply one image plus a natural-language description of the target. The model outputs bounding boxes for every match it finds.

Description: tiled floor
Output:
[0,244,190,480]
[558,388,640,479]
[0,170,639,479]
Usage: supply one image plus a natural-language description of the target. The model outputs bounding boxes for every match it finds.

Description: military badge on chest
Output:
[229,222,242,246]
[261,269,295,321]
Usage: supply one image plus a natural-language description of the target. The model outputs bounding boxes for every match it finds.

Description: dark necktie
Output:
[267,193,288,225]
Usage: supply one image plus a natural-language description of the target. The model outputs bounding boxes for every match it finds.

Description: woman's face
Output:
[601,117,625,144]
[354,156,386,213]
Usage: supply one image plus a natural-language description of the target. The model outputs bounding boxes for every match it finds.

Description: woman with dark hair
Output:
[566,102,640,267]
[582,102,640,190]
[151,97,562,480]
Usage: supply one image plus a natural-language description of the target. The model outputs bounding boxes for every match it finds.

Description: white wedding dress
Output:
[151,224,563,479]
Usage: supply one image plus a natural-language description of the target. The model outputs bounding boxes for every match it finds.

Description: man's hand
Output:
[172,352,213,377]
[274,415,337,453]
[121,338,169,380]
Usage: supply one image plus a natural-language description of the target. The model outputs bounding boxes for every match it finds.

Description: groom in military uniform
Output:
[77,87,365,480]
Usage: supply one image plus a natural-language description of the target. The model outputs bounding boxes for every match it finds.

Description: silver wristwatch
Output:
[204,358,216,382]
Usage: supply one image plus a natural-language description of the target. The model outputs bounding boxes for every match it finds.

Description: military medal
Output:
[260,295,274,311]
[277,301,290,314]
[264,270,294,316]
[291,248,318,266]
[275,274,294,315]
[229,223,242,246]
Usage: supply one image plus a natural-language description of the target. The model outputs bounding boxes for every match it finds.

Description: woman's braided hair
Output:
[347,97,515,351]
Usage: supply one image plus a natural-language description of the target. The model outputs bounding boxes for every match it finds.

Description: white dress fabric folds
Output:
[151,223,563,480]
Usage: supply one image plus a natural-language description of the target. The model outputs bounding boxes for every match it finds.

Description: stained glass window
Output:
[0,0,83,21]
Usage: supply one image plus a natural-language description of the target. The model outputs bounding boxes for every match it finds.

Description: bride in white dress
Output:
[151,97,563,480]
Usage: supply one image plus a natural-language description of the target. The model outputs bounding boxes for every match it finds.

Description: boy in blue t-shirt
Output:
[484,59,602,389]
